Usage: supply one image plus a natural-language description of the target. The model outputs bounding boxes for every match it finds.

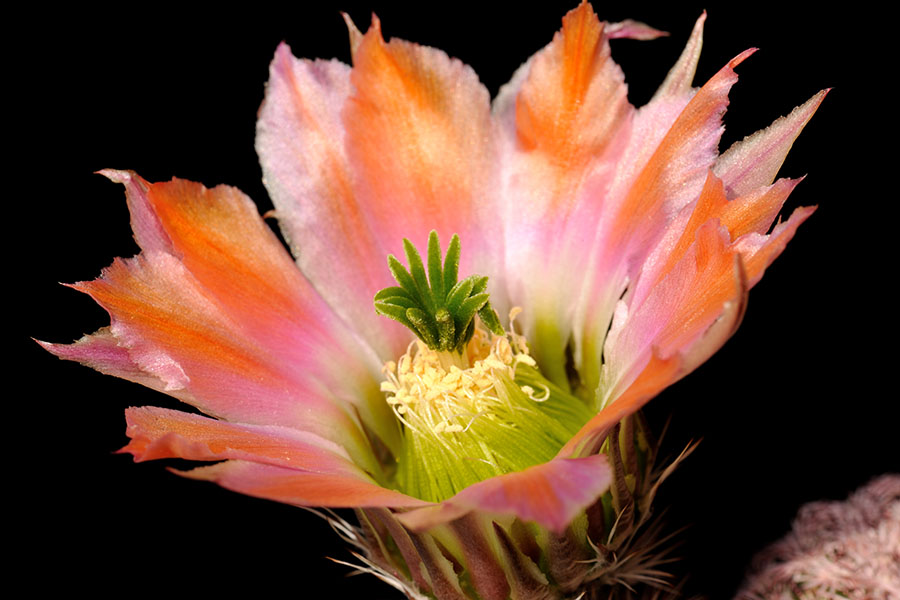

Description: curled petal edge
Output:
[175,461,428,509]
[396,454,612,534]
[563,255,749,458]
[120,405,355,470]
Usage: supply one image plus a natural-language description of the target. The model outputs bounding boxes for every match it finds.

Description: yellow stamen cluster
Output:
[379,309,594,503]
[380,323,540,437]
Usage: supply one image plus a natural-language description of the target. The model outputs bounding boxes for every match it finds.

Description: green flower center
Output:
[375,233,594,503]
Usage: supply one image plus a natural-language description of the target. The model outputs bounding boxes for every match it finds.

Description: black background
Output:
[18,2,895,598]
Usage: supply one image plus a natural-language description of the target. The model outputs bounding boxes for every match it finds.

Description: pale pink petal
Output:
[38,328,193,401]
[179,461,427,509]
[715,89,829,197]
[397,455,612,534]
[255,47,408,360]
[580,14,710,318]
[342,13,364,57]
[489,10,681,391]
[606,19,668,40]
[259,19,503,354]
[600,49,754,271]
[652,12,706,100]
[100,170,171,253]
[495,1,633,386]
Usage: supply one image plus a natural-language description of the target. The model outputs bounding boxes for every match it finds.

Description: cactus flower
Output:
[41,2,824,598]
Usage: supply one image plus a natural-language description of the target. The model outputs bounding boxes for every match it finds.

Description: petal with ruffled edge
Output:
[579,71,822,415]
[342,15,500,284]
[396,454,611,534]
[123,406,352,469]
[38,328,186,398]
[43,173,400,469]
[614,175,814,386]
[624,88,826,311]
[256,48,408,361]
[123,409,423,507]
[68,252,382,471]
[734,205,816,288]
[120,406,424,508]
[105,172,389,431]
[257,14,504,361]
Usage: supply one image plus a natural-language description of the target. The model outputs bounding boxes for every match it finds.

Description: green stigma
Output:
[374,231,504,354]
